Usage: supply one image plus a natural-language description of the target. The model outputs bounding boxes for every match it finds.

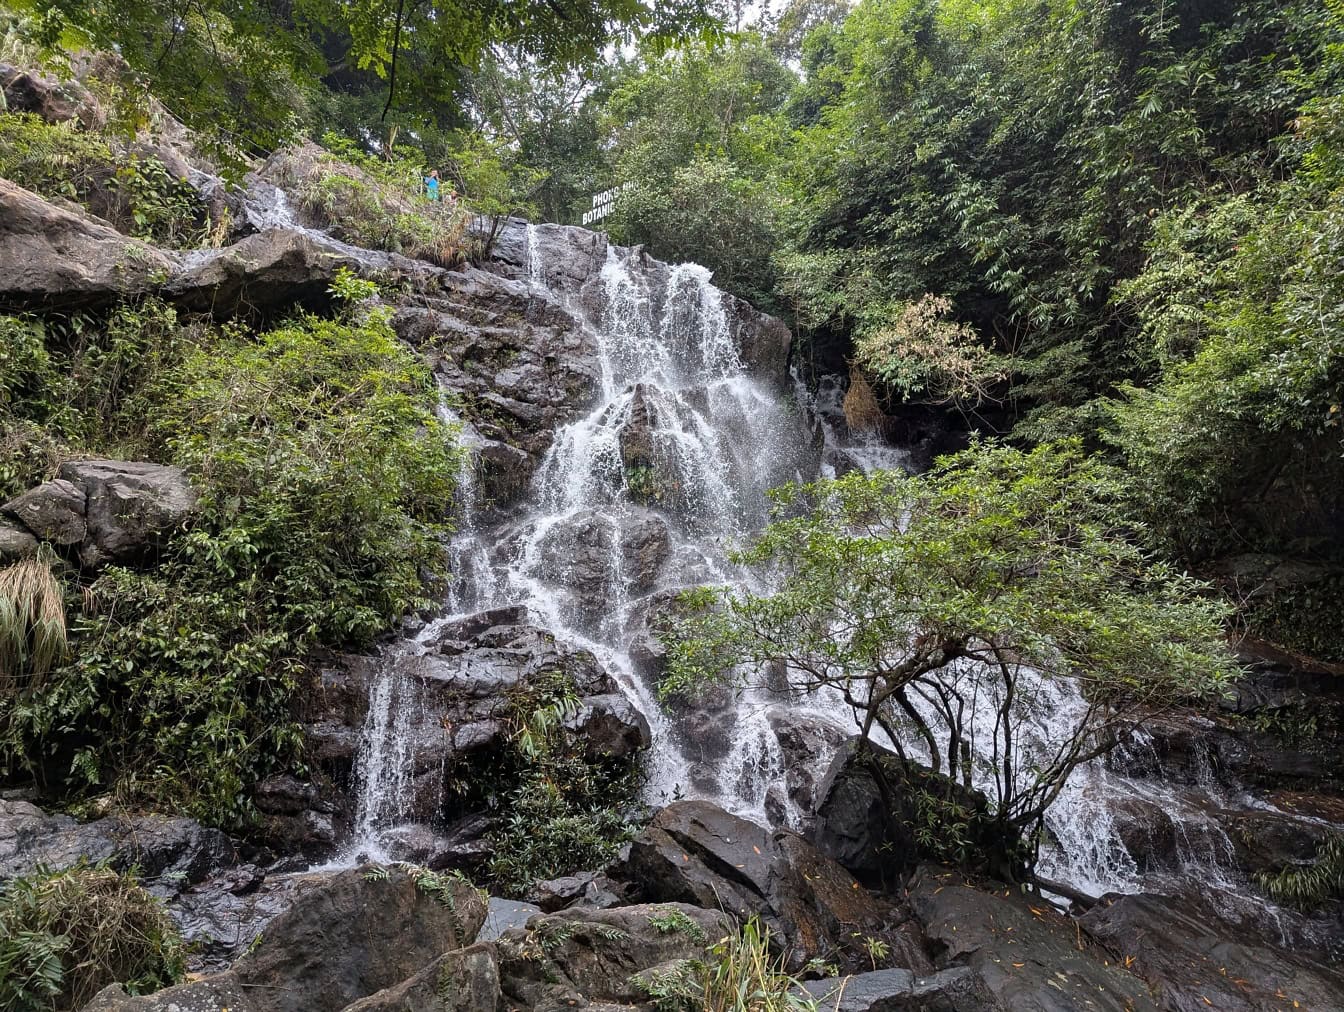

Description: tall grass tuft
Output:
[642,916,818,1012]
[0,550,67,699]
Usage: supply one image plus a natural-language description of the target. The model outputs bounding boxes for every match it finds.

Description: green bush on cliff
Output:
[0,862,185,1012]
[0,112,205,247]
[480,668,644,896]
[1,301,461,826]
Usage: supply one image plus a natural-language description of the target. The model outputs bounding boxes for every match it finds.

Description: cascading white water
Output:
[338,230,1326,945]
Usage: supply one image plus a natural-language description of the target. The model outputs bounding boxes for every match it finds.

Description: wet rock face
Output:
[608,799,930,974]
[1,460,198,567]
[305,608,649,835]
[907,868,1160,1012]
[488,219,794,388]
[531,507,673,619]
[1081,891,1344,1012]
[392,271,602,509]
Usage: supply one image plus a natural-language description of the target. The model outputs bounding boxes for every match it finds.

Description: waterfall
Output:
[337,230,1323,947]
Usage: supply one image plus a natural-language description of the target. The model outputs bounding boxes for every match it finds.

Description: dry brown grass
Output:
[842,365,887,435]
[0,552,67,700]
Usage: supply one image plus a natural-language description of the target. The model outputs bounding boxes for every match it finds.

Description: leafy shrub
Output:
[0,112,204,247]
[0,863,184,1012]
[482,668,644,896]
[1,304,461,825]
[853,294,1006,409]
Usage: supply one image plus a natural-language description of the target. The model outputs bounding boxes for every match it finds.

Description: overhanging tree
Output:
[666,441,1237,879]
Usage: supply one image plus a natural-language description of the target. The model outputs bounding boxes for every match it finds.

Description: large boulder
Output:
[1081,891,1344,1012]
[907,868,1159,1011]
[89,866,488,1012]
[794,967,987,1012]
[61,459,197,565]
[1,63,88,122]
[2,460,198,567]
[0,180,175,309]
[166,227,443,316]
[810,737,1019,888]
[340,943,502,1012]
[608,800,929,973]
[496,902,730,1010]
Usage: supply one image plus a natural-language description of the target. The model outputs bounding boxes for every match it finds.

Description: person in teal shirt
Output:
[424,169,440,202]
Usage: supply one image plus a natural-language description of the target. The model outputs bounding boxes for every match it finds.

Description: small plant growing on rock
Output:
[647,907,708,944]
[0,549,67,700]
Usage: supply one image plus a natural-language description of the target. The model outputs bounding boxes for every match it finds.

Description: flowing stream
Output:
[331,226,1327,946]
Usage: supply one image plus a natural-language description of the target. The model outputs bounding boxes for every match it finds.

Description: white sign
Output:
[582,183,629,226]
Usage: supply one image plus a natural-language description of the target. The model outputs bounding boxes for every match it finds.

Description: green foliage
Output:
[1257,834,1344,909]
[1106,93,1344,561]
[1,305,460,825]
[640,916,817,1012]
[0,113,205,246]
[14,0,721,168]
[647,906,708,944]
[0,862,185,1012]
[0,300,189,496]
[602,34,796,307]
[853,294,1006,409]
[667,441,1237,864]
[295,136,469,265]
[482,667,644,896]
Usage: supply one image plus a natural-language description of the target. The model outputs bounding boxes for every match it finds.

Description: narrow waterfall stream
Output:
[332,226,1330,948]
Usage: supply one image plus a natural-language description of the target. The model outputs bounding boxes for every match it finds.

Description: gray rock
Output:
[907,868,1158,1011]
[58,459,197,565]
[481,896,543,940]
[340,943,501,1012]
[0,179,175,309]
[496,902,729,1010]
[565,693,652,761]
[93,867,489,1012]
[795,967,985,1011]
[767,706,849,827]
[0,800,235,890]
[0,518,39,561]
[3,477,87,545]
[1081,891,1344,1012]
[167,227,444,317]
[609,800,929,974]
[810,737,1017,888]
[1,63,86,122]
[311,612,646,829]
